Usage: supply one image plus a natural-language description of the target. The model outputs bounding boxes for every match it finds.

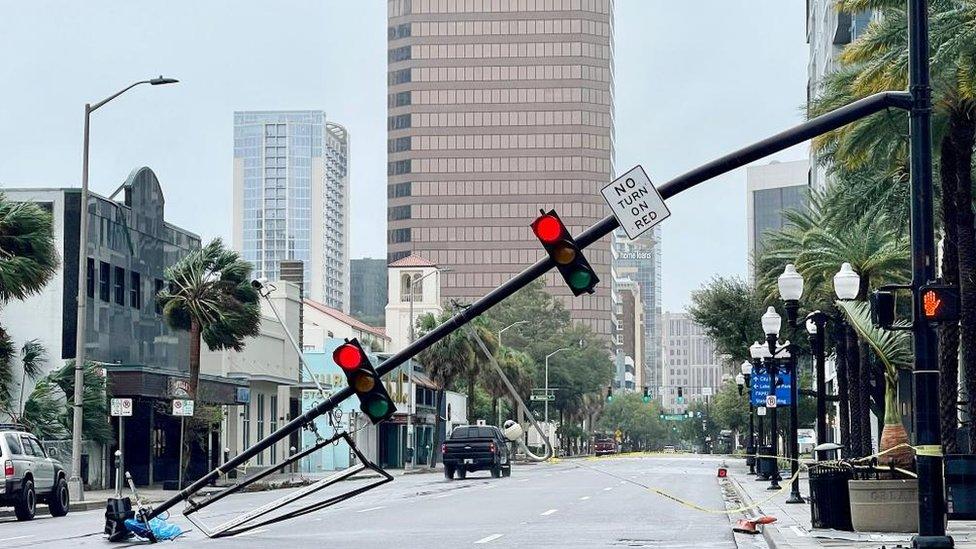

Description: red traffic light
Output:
[533,214,563,244]
[334,343,364,371]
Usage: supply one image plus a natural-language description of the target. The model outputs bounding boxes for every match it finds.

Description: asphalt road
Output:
[0,455,747,548]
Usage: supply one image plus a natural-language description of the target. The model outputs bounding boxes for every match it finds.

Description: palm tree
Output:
[812,0,976,448]
[757,193,910,457]
[157,239,261,400]
[481,347,535,426]
[0,192,59,305]
[461,317,498,424]
[416,310,473,467]
[0,338,45,421]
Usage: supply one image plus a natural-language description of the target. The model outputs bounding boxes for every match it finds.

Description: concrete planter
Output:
[848,479,919,533]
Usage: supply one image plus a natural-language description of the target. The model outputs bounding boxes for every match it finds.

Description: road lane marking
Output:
[357,506,386,513]
[434,492,453,498]
[517,478,529,483]
[579,496,590,500]
[603,487,613,491]
[0,536,34,542]
[540,509,558,516]
[474,534,504,544]
[232,529,268,538]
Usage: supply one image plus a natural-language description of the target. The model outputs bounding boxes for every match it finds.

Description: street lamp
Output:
[70,76,178,502]
[739,359,756,475]
[760,308,785,491]
[750,341,769,480]
[778,263,804,324]
[544,339,583,443]
[498,320,529,348]
[833,262,860,457]
[761,306,782,354]
[833,262,861,300]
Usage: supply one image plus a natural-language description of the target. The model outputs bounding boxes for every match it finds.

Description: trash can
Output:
[946,454,976,520]
[808,462,854,531]
[757,445,777,478]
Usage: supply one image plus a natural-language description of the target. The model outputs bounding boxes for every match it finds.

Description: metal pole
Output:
[767,353,781,490]
[809,313,828,458]
[907,0,950,544]
[787,354,803,503]
[544,355,550,441]
[68,104,92,503]
[119,416,124,493]
[178,415,185,490]
[748,403,756,475]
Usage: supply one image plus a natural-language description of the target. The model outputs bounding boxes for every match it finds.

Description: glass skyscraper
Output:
[233,111,350,312]
[612,226,662,395]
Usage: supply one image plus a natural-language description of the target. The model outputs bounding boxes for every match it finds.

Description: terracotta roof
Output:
[388,254,437,268]
[303,299,390,341]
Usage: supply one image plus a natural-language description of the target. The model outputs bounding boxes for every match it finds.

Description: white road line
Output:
[579,496,590,501]
[540,508,558,516]
[474,533,504,544]
[232,529,268,538]
[0,536,34,542]
[517,478,529,483]
[434,492,453,498]
[484,484,496,489]
[357,506,386,513]
[603,486,613,491]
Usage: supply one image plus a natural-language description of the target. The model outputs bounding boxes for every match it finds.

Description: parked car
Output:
[441,425,512,480]
[0,424,70,520]
[594,438,617,456]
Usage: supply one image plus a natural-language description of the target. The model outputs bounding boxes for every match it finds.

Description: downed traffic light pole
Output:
[138,89,914,532]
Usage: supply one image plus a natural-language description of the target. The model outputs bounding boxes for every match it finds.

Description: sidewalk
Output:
[726,460,976,548]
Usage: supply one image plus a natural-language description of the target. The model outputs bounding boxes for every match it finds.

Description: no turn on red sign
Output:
[601,165,671,240]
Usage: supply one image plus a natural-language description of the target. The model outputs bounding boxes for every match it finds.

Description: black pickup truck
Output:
[441,425,512,480]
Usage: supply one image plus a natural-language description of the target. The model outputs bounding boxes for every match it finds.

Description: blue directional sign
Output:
[750,370,792,407]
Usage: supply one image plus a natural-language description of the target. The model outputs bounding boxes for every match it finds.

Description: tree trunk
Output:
[188,318,201,400]
[847,325,863,457]
[949,113,976,451]
[834,319,851,450]
[466,370,477,423]
[938,133,961,454]
[859,339,875,455]
[491,396,499,426]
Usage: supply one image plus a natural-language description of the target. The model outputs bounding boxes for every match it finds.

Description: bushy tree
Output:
[688,276,766,362]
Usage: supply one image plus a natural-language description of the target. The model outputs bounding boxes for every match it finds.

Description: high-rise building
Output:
[233,111,350,312]
[807,1,876,191]
[386,0,615,337]
[350,258,389,326]
[660,312,723,414]
[746,160,809,277]
[612,226,663,395]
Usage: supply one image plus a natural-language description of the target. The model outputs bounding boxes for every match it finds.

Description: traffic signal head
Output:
[606,386,613,402]
[642,386,650,403]
[531,209,599,296]
[333,339,396,424]
[870,290,896,329]
[919,284,960,323]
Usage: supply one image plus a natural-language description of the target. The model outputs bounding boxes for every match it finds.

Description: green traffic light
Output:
[363,396,392,419]
[606,395,613,402]
[568,269,593,290]
[642,396,650,403]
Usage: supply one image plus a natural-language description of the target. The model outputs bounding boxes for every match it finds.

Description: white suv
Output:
[0,425,69,520]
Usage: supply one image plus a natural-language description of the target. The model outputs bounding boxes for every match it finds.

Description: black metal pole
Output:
[748,380,756,475]
[809,312,828,459]
[907,0,950,546]
[765,342,781,490]
[787,353,803,503]
[144,90,913,522]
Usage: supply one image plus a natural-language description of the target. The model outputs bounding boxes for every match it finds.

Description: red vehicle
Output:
[594,438,617,456]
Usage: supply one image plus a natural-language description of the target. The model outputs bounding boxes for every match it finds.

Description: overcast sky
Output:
[0,1,808,312]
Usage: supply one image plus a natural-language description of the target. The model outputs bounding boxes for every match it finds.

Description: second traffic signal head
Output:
[531,209,599,296]
[333,339,397,424]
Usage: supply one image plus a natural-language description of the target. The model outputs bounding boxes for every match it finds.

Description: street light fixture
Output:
[498,320,529,348]
[778,264,804,324]
[761,306,782,355]
[543,339,583,443]
[833,262,861,300]
[70,76,178,502]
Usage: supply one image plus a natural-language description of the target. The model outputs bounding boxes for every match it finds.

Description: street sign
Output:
[750,371,793,406]
[766,395,778,408]
[757,406,767,416]
[172,399,195,417]
[614,429,623,441]
[530,394,555,401]
[110,398,133,417]
[601,165,671,240]
[663,414,686,421]
[701,387,713,397]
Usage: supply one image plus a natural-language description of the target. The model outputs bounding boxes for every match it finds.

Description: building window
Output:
[388,69,412,86]
[389,91,411,108]
[154,279,164,315]
[114,266,125,305]
[387,23,410,40]
[388,45,411,62]
[389,228,411,244]
[86,258,95,298]
[387,136,411,153]
[389,205,411,221]
[99,261,111,302]
[401,272,423,302]
[269,395,278,465]
[130,271,141,309]
[388,182,412,198]
[242,403,250,449]
[256,394,265,465]
[387,160,411,175]
[387,114,411,130]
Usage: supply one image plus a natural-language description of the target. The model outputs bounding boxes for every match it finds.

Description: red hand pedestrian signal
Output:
[923,290,941,317]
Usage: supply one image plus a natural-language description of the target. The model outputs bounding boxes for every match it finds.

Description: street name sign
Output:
[530,394,555,401]
[663,414,686,421]
[172,399,195,417]
[600,165,671,240]
[749,371,792,406]
[110,398,133,417]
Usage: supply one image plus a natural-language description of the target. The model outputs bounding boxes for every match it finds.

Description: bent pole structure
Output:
[148,90,911,520]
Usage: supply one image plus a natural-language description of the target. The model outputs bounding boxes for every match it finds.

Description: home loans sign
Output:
[601,165,671,240]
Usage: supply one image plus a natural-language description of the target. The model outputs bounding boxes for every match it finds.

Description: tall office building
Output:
[386,0,615,337]
[350,258,389,326]
[660,312,723,414]
[807,1,876,191]
[746,160,809,277]
[233,111,350,312]
[612,226,663,395]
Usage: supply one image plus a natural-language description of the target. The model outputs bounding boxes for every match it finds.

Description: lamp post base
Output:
[67,475,85,503]
[767,480,781,491]
[786,493,805,504]
[912,535,954,549]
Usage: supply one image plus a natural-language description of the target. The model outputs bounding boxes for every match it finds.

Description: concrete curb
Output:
[728,476,786,549]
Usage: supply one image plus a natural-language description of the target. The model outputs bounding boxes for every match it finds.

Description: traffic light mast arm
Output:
[146,90,912,521]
